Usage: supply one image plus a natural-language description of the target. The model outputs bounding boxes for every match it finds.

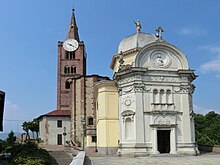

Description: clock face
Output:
[63,39,79,52]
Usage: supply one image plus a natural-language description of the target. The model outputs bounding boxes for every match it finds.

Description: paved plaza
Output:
[88,153,220,165]
[42,145,220,165]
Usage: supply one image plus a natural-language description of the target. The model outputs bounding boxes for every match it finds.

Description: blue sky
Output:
[0,0,220,133]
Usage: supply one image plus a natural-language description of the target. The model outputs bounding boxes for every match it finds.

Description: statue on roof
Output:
[118,51,125,71]
[134,20,142,32]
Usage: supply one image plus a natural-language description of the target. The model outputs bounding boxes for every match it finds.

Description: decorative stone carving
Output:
[158,119,171,125]
[122,96,135,107]
[134,83,145,92]
[174,84,195,94]
[174,86,180,92]
[135,75,141,80]
[150,51,171,68]
[123,86,134,93]
[153,114,175,126]
[145,86,151,92]
[180,85,191,93]
[119,77,134,85]
[118,87,122,96]
[121,110,135,122]
[125,99,131,106]
[144,76,180,82]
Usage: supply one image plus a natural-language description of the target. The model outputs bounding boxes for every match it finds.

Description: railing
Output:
[70,151,85,165]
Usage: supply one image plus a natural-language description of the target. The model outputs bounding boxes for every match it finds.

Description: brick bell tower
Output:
[57,8,86,110]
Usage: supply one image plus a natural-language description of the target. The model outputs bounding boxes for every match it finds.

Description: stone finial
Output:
[134,20,142,32]
[156,26,164,40]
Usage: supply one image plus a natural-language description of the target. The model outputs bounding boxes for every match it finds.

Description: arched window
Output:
[88,117,93,125]
[69,51,75,59]
[65,81,71,89]
[166,90,172,103]
[64,66,70,74]
[71,66,76,73]
[125,118,133,140]
[66,51,69,59]
[66,51,75,60]
[160,89,166,103]
[153,89,159,103]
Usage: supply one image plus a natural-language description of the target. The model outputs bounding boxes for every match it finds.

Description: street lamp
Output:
[63,127,67,146]
[81,119,86,151]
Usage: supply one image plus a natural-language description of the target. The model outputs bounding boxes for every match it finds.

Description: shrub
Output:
[8,141,50,165]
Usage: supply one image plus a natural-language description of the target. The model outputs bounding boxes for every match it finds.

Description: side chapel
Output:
[95,22,198,155]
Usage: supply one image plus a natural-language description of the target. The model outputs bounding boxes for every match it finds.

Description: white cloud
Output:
[200,57,220,73]
[198,45,220,54]
[198,45,220,76]
[193,104,219,114]
[178,26,206,37]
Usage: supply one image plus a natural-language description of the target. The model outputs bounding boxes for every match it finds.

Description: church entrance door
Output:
[157,130,170,153]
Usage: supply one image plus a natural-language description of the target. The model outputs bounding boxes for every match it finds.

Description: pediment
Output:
[134,42,189,70]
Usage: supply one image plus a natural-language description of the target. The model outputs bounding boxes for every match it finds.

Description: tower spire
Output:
[66,7,80,41]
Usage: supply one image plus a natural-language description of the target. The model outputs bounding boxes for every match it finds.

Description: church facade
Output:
[96,25,198,155]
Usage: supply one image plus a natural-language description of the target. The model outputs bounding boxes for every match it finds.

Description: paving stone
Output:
[89,154,220,165]
[49,150,72,165]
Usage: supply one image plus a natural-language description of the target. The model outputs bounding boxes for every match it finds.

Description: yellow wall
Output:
[86,135,96,147]
[95,81,119,148]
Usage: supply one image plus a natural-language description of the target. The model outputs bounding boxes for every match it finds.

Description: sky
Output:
[0,0,220,133]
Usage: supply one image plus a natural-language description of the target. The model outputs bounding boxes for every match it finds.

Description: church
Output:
[38,8,198,156]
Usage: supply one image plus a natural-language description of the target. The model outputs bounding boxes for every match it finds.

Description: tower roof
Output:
[66,8,80,41]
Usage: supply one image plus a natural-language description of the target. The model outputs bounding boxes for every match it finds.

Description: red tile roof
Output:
[38,110,71,119]
[46,110,71,116]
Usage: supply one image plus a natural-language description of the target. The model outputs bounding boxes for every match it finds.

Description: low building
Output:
[38,110,71,145]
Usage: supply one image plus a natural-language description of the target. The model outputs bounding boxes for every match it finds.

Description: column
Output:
[170,127,177,154]
[152,127,159,154]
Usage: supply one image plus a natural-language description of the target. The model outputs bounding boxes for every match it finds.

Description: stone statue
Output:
[119,51,125,70]
[134,20,142,32]
[154,55,164,66]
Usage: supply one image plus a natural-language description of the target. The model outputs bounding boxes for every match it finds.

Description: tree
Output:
[22,121,31,141]
[194,111,220,145]
[22,119,40,142]
[6,131,16,146]
[29,118,39,139]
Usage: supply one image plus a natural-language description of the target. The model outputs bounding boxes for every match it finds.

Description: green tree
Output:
[22,121,31,141]
[6,131,16,146]
[29,118,39,139]
[194,111,220,145]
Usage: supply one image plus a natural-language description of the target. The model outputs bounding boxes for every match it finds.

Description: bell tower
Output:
[57,8,86,110]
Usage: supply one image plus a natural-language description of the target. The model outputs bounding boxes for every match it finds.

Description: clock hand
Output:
[68,43,74,47]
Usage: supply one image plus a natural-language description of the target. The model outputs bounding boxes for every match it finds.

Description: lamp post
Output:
[63,127,66,146]
[81,119,86,151]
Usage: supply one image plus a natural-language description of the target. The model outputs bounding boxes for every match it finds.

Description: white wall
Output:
[39,116,71,145]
